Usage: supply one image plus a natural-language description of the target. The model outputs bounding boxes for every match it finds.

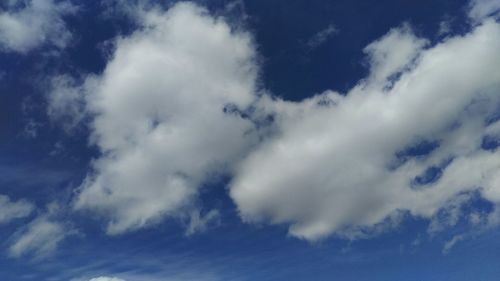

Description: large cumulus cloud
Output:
[230,19,500,240]
[51,2,259,234]
[50,1,500,241]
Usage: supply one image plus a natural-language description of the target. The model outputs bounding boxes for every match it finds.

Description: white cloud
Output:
[88,277,125,281]
[0,0,76,53]
[9,206,74,259]
[185,209,220,236]
[52,3,259,234]
[49,1,500,242]
[230,19,500,240]
[47,75,87,131]
[306,24,337,49]
[469,0,500,21]
[442,234,464,254]
[362,24,428,88]
[427,193,472,235]
[0,195,33,224]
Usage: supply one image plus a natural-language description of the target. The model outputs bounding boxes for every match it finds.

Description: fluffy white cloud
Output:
[230,19,500,240]
[0,195,33,224]
[50,1,500,242]
[9,207,74,259]
[55,3,259,234]
[362,24,428,88]
[0,0,76,53]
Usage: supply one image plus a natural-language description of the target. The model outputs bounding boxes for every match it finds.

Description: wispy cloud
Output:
[0,162,72,189]
[306,24,338,49]
[0,194,33,224]
[442,235,465,254]
[8,204,76,260]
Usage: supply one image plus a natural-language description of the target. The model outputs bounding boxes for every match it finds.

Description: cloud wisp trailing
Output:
[306,24,338,49]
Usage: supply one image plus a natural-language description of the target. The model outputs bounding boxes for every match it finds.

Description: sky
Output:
[0,0,500,280]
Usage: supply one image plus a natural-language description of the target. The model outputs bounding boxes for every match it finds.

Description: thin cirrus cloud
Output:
[0,0,76,53]
[306,24,338,49]
[8,204,75,259]
[48,0,500,242]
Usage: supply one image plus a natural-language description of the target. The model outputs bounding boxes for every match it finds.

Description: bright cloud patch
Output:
[469,0,500,21]
[0,0,75,53]
[56,3,259,234]
[9,213,72,259]
[230,20,500,240]
[0,195,33,224]
[88,277,125,281]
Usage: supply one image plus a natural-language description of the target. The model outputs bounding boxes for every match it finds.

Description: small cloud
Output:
[0,194,34,224]
[47,75,87,132]
[8,204,76,260]
[185,209,221,236]
[306,24,338,49]
[0,0,77,53]
[412,237,422,247]
[468,211,484,225]
[88,277,126,281]
[442,235,464,255]
[438,18,452,36]
[49,141,65,157]
[22,118,41,138]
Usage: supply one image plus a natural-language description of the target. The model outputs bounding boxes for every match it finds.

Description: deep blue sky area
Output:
[0,0,500,280]
[240,0,470,99]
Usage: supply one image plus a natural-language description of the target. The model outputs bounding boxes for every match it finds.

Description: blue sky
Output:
[1,0,500,280]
